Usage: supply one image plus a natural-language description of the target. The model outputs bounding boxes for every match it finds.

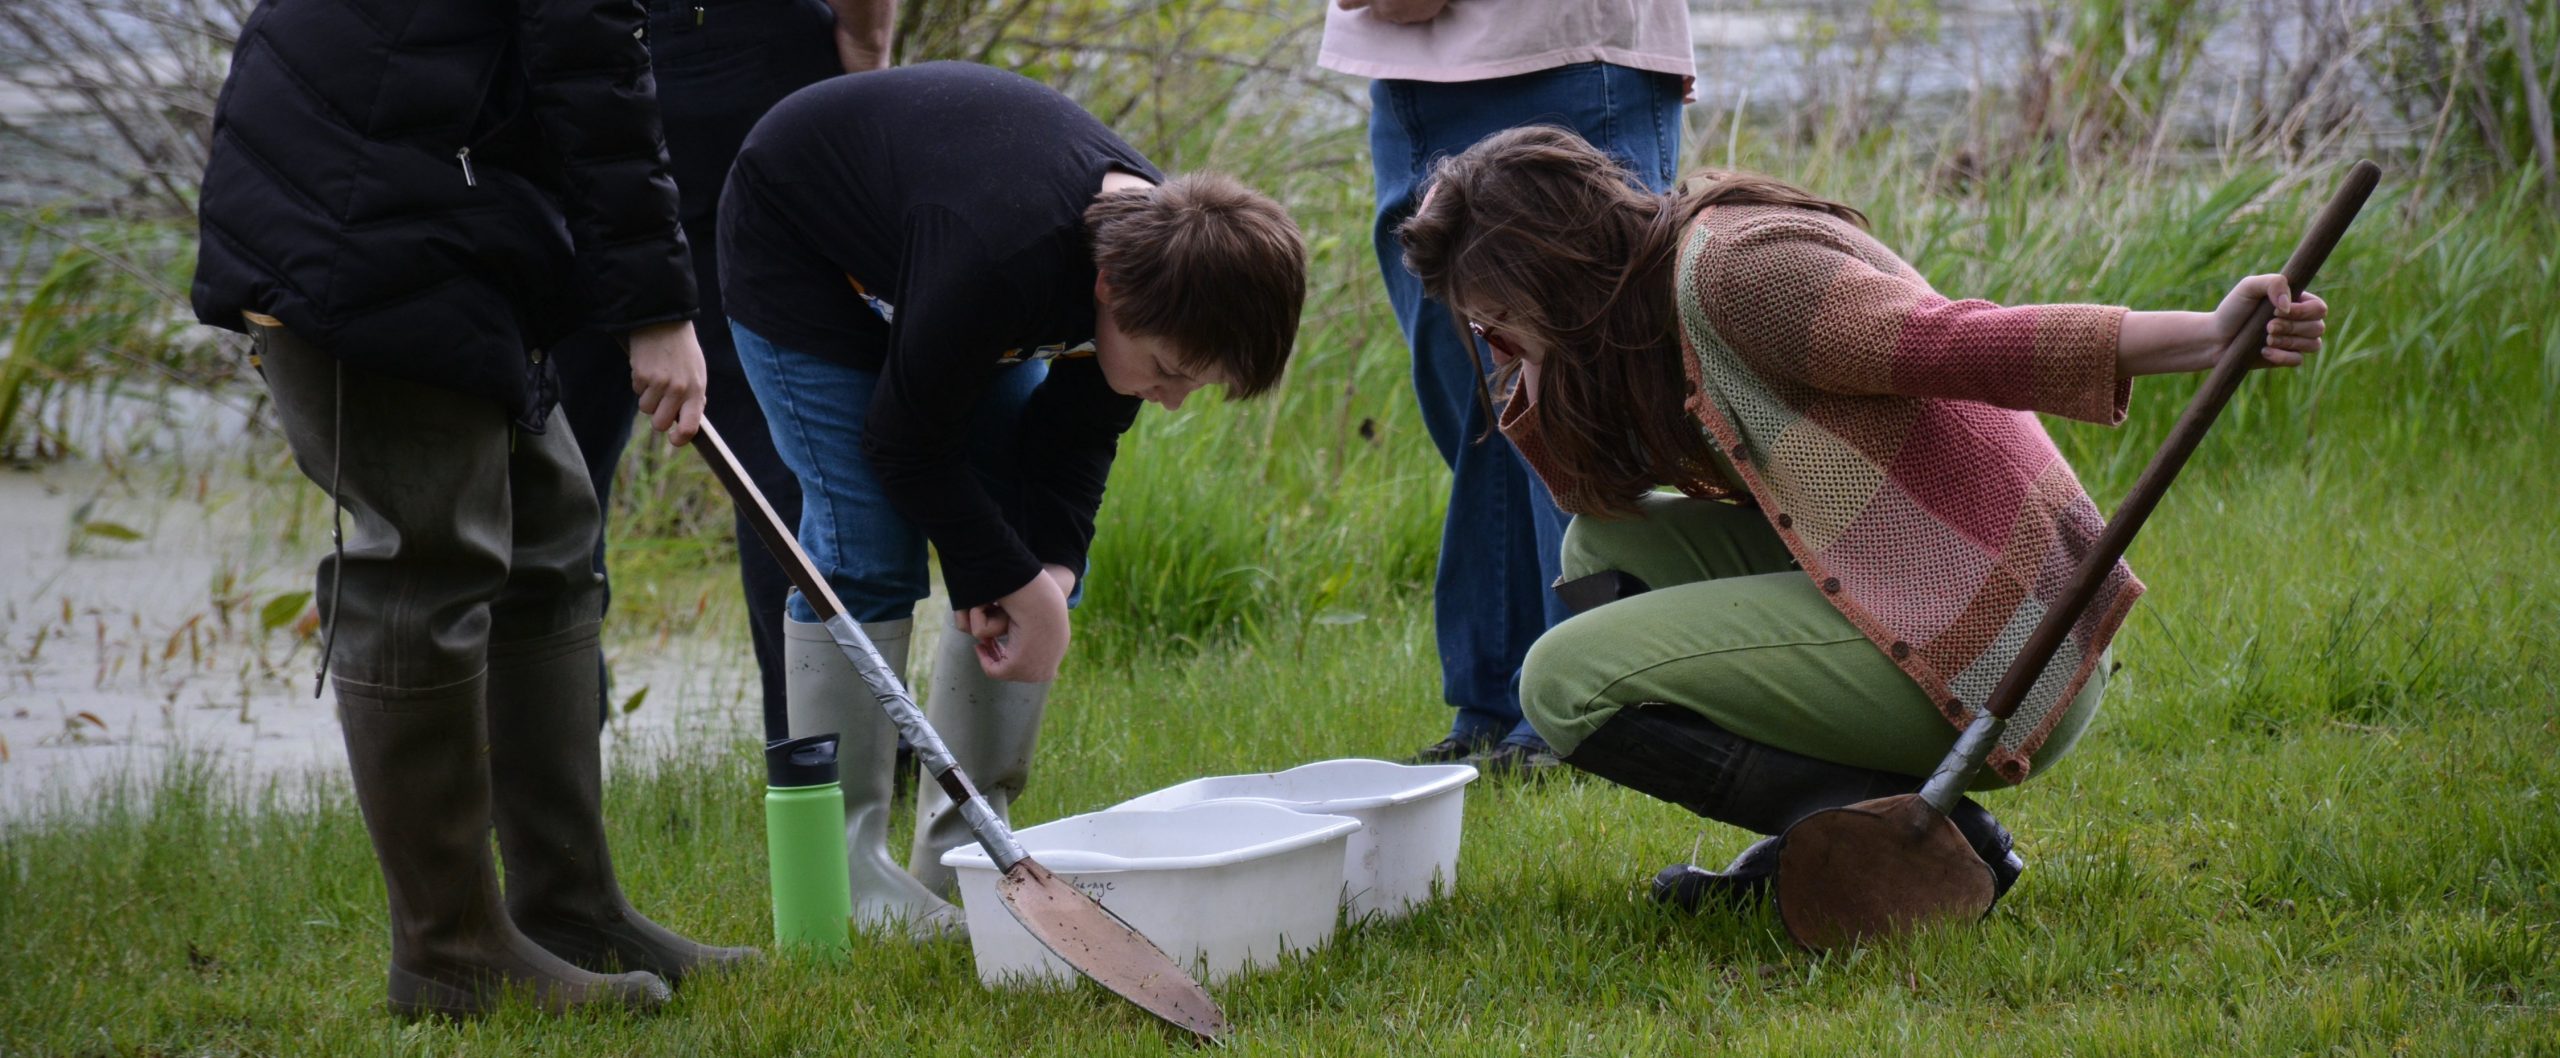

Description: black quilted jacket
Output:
[191,0,694,430]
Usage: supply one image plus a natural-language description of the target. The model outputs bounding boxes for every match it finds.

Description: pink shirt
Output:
[1318,1,1695,84]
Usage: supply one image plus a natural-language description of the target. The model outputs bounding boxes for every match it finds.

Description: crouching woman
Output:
[1397,126,2328,909]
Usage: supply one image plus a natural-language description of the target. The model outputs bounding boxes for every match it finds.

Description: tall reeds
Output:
[1,0,2551,649]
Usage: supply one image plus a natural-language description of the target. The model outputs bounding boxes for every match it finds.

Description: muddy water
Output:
[3,456,323,820]
[0,449,899,826]
[1683,0,2367,147]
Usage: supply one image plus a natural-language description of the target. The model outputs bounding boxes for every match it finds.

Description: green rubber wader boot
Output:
[906,624,1048,899]
[486,624,760,983]
[784,615,963,938]
[336,672,671,1019]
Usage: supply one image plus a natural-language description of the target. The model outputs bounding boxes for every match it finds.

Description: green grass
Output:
[7,72,2560,1058]
[2,442,2553,1055]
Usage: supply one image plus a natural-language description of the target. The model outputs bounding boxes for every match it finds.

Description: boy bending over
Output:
[720,61,1307,936]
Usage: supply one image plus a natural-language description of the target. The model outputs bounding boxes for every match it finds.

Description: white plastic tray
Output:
[1109,758,1477,920]
[940,800,1360,985]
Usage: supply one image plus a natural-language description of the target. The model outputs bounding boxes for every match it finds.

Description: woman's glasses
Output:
[1467,319,1524,364]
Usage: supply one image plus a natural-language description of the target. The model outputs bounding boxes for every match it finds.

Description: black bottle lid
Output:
[764,734,840,788]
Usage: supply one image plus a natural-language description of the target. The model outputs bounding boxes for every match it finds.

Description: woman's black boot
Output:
[1651,836,1784,911]
[1561,702,2025,912]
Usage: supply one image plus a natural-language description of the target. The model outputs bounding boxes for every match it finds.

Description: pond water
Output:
[0,381,973,823]
[0,0,2388,199]
[0,452,801,825]
[1689,0,2340,105]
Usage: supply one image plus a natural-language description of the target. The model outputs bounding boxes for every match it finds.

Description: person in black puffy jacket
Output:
[191,0,751,1020]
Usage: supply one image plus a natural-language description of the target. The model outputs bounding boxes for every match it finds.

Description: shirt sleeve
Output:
[516,0,696,332]
[1495,382,1599,516]
[1696,216,2130,425]
[858,208,1046,610]
[1013,355,1142,575]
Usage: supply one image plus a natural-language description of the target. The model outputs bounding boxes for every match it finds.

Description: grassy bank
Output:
[3,431,2553,1054]
[7,156,2558,1051]
[6,5,2559,1050]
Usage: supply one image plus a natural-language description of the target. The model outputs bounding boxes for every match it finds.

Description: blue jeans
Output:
[731,323,1053,624]
[1368,62,1685,749]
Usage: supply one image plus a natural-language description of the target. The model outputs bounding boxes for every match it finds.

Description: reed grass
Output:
[3,433,2552,1054]
[4,1,2557,1052]
[10,151,2557,1054]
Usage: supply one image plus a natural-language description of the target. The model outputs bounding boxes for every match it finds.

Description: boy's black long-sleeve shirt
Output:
[720,63,1159,609]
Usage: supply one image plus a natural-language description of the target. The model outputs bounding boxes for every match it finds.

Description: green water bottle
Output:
[764,734,854,953]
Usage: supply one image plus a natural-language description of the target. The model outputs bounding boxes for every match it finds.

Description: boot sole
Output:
[386,964,672,1020]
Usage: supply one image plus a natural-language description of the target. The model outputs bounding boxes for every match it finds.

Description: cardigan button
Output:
[1776,512,1793,529]
[1821,577,1841,594]
[1891,641,1911,659]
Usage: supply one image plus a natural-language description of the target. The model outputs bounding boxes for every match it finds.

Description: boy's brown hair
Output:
[1086,172,1306,399]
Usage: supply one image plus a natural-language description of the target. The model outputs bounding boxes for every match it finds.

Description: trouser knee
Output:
[252,324,593,684]
[1518,626,1605,751]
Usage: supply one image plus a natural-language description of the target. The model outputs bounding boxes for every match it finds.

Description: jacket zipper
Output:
[456,146,478,187]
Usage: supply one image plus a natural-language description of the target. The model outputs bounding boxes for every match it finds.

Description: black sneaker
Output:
[1651,836,1784,912]
[1405,736,1484,765]
[1948,800,2029,910]
[1978,834,2027,909]
[1652,833,2029,914]
[1472,741,1568,780]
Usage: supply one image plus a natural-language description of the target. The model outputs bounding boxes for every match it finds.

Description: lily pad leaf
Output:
[80,520,144,542]
[259,591,313,633]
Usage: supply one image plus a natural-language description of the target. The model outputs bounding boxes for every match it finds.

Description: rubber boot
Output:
[1652,836,1785,912]
[1563,703,2025,912]
[335,673,671,1019]
[784,615,962,937]
[486,624,760,984]
[907,624,1048,899]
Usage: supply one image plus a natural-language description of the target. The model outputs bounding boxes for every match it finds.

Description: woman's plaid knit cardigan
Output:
[1505,203,2143,782]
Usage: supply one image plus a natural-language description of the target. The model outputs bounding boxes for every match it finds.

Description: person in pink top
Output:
[1397,126,2331,912]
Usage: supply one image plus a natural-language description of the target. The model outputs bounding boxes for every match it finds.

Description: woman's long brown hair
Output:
[1398,125,1866,517]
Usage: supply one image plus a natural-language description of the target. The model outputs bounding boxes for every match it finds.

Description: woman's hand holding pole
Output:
[2115,274,2330,378]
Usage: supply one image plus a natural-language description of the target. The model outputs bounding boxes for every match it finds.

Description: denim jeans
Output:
[1367,62,1685,749]
[730,322,1055,624]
